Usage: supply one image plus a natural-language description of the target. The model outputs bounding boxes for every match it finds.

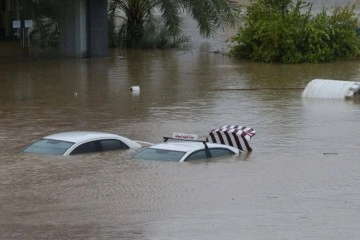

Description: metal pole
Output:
[22,27,24,47]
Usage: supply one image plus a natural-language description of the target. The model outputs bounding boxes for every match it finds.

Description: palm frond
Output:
[158,0,183,36]
[108,0,239,47]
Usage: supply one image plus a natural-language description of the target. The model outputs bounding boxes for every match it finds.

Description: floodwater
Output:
[1,3,360,240]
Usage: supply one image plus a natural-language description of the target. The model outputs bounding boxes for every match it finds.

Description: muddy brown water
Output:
[1,2,360,239]
[1,47,360,239]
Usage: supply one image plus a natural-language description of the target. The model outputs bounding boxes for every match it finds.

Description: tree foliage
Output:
[229,0,360,63]
[109,0,239,48]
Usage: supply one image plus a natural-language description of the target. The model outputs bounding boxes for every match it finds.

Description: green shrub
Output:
[229,0,360,63]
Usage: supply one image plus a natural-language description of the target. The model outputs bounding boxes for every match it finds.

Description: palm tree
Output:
[108,0,239,48]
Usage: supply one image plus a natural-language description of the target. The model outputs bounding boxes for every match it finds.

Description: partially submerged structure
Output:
[0,0,108,58]
[302,79,360,99]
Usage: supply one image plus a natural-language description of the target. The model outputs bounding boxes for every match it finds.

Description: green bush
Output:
[229,0,360,63]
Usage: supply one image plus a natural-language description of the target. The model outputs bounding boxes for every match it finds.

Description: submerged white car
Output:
[23,131,142,156]
[132,125,256,162]
[132,139,240,162]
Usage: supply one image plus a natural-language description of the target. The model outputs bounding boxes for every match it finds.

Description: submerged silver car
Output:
[132,125,256,162]
[23,131,142,156]
[132,139,240,162]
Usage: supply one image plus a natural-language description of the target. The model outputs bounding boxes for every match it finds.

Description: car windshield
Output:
[23,139,74,155]
[132,148,186,161]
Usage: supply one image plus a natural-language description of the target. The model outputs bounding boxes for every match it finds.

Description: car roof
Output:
[43,131,128,143]
[148,140,239,152]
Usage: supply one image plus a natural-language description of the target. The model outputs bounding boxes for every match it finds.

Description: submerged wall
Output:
[59,0,108,58]
[86,0,108,57]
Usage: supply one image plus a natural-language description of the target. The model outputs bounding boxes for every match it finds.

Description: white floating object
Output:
[130,86,140,91]
[302,79,360,99]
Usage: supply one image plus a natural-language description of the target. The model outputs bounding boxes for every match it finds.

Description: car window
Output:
[132,148,186,161]
[70,141,99,155]
[185,148,235,161]
[100,139,129,151]
[209,148,235,158]
[185,150,208,161]
[23,139,74,155]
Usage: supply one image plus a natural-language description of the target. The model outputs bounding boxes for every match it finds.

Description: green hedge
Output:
[229,0,360,63]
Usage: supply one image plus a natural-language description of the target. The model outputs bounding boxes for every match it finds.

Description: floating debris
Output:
[302,79,360,99]
[129,86,140,91]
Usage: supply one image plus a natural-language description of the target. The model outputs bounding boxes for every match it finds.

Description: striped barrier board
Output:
[206,125,256,152]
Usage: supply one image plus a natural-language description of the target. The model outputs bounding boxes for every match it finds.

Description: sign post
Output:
[24,20,33,48]
[12,19,33,54]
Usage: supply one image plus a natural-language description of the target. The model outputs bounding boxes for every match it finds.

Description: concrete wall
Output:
[59,0,108,58]
[86,0,108,57]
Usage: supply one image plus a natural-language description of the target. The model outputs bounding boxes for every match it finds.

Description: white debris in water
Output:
[302,79,360,99]
[129,86,140,91]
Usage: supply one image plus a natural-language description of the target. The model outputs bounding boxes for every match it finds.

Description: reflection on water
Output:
[1,42,360,239]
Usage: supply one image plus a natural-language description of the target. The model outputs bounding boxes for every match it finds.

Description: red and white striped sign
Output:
[206,125,256,152]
